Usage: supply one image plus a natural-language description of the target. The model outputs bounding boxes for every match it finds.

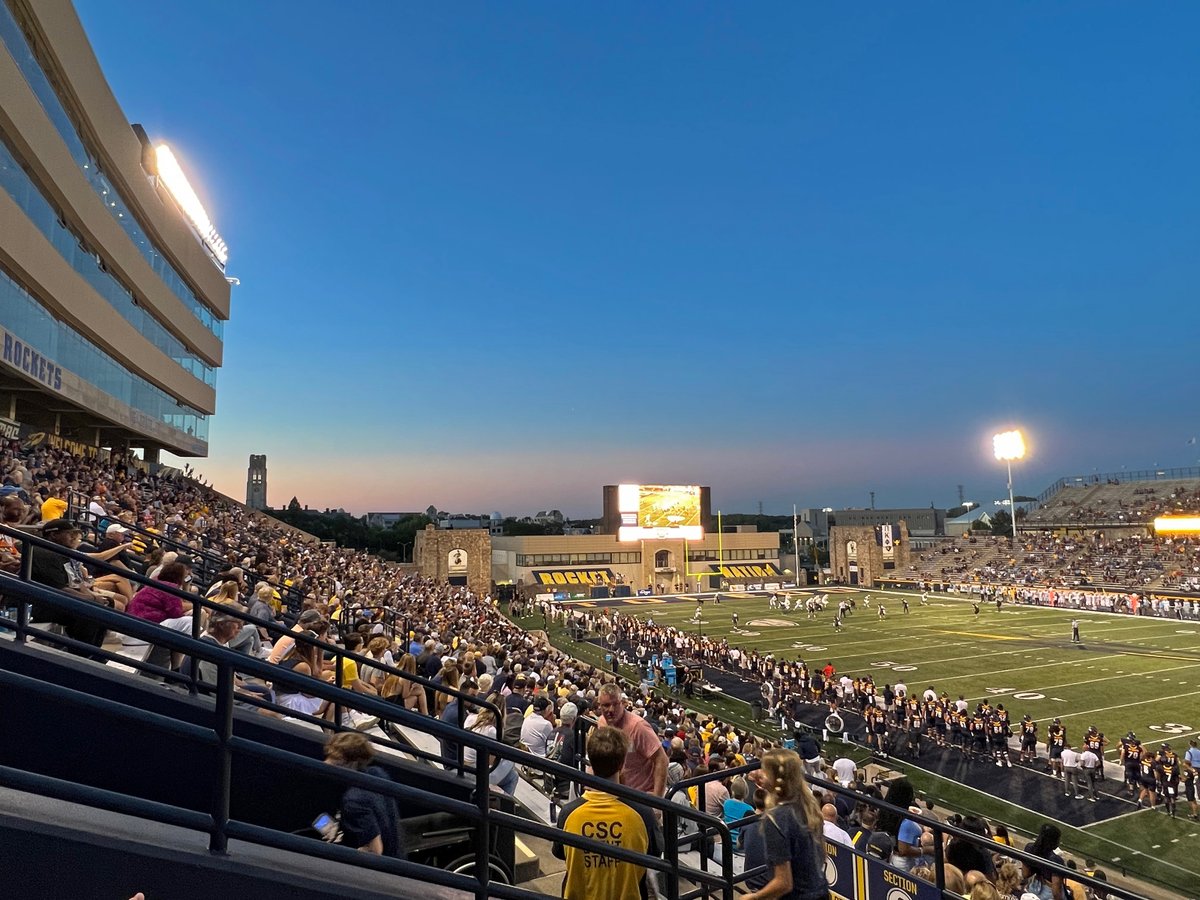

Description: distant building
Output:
[797,508,831,549]
[829,507,946,538]
[438,514,486,530]
[945,507,993,537]
[364,511,424,528]
[246,455,267,510]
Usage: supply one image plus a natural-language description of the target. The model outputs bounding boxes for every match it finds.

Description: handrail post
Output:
[16,539,33,644]
[190,598,203,695]
[456,696,467,775]
[474,746,491,900]
[933,823,946,892]
[211,661,234,855]
[721,824,734,900]
[334,646,344,728]
[664,806,680,900]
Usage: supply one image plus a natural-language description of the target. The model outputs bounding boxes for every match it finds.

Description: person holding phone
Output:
[322,732,401,856]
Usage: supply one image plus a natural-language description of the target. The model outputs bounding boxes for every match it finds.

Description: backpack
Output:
[545,730,564,763]
[502,708,525,746]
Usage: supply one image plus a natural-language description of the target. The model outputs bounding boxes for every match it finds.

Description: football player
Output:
[969,710,989,762]
[1119,733,1142,799]
[1182,760,1198,821]
[990,711,1012,768]
[1158,744,1180,817]
[1047,719,1067,779]
[1019,715,1038,765]
[1137,747,1159,809]
[1083,726,1107,781]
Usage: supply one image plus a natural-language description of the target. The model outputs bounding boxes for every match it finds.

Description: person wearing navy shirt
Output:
[323,732,401,857]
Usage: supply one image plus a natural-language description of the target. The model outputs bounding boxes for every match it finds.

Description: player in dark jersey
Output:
[927,700,946,747]
[990,715,1012,768]
[864,705,883,753]
[901,596,910,614]
[972,601,981,617]
[969,711,989,762]
[1083,726,1107,781]
[1019,715,1038,764]
[1137,751,1159,809]
[904,708,924,758]
[1047,719,1067,778]
[1120,734,1143,799]
[1158,745,1180,817]
[949,708,966,753]
[1183,761,1198,821]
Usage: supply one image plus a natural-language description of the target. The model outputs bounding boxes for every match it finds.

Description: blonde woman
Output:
[434,663,461,717]
[745,749,829,900]
[393,653,428,715]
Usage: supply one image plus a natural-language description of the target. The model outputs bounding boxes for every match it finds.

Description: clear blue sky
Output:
[77,1,1198,517]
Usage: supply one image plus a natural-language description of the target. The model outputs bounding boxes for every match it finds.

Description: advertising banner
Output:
[530,568,616,586]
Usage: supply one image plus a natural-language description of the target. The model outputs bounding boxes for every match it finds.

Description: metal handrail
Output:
[810,777,1144,900]
[0,574,739,897]
[0,539,742,895]
[73,513,307,612]
[0,522,501,769]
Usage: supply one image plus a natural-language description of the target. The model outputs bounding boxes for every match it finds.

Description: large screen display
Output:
[617,484,703,541]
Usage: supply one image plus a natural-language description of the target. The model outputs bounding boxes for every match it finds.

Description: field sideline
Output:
[541,587,1200,894]
[589,587,1200,757]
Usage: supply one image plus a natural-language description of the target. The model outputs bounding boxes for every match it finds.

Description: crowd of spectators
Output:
[906,531,1200,597]
[0,439,1152,896]
[1027,479,1200,527]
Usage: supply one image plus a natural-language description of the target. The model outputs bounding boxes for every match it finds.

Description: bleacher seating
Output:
[1027,477,1200,527]
[0,438,1163,898]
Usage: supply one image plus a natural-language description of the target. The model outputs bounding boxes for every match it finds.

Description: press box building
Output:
[0,0,230,460]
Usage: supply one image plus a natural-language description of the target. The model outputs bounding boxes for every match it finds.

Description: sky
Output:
[75,2,1199,518]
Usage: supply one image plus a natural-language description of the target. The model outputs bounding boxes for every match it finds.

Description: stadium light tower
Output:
[993,430,1026,546]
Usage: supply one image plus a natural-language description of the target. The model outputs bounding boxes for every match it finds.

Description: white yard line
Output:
[963,661,1200,702]
[1046,689,1200,722]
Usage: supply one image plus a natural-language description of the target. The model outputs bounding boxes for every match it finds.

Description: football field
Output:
[607,587,1200,755]
[557,586,1200,894]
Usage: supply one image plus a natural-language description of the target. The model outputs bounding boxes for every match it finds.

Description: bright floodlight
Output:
[1154,516,1200,535]
[993,430,1026,462]
[155,144,229,265]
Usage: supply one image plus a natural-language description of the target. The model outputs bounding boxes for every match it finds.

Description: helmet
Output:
[1126,731,1136,739]
[1053,718,1061,725]
[1162,743,1171,751]
[1088,724,1097,732]
[1023,714,1031,720]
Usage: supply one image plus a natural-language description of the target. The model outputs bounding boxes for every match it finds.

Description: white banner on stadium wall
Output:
[878,524,894,558]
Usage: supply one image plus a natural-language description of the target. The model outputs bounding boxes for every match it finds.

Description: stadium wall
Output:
[0,0,229,457]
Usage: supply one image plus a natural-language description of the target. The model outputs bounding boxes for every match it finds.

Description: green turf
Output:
[603,589,1200,757]
[517,589,1200,896]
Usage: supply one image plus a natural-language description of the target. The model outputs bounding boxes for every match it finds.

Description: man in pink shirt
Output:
[596,683,668,797]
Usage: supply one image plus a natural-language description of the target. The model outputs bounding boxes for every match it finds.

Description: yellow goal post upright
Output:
[681,510,724,590]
